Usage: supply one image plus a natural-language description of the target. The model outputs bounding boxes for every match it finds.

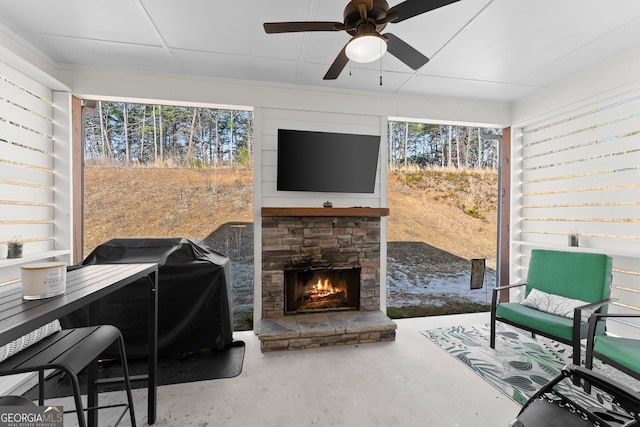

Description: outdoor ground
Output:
[84,166,498,330]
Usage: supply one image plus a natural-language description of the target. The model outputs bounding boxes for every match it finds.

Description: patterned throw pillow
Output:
[521,288,593,323]
[0,320,62,363]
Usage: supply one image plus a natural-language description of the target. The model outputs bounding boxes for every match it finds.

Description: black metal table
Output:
[0,263,158,425]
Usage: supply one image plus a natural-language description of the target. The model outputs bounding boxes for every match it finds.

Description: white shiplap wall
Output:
[0,60,71,285]
[259,108,386,208]
[513,92,640,337]
[254,106,388,328]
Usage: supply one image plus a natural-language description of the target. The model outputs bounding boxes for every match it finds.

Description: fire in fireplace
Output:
[284,266,360,315]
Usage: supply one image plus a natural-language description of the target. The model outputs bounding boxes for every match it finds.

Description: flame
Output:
[297,273,349,311]
[310,277,340,297]
[316,278,331,291]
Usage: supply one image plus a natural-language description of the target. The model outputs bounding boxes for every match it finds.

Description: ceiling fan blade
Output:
[264,21,345,33]
[323,46,349,80]
[384,33,429,70]
[387,0,460,23]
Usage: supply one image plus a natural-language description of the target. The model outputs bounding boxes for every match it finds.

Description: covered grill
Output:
[61,237,232,357]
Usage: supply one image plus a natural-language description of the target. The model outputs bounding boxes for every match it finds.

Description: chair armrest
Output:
[587,311,640,339]
[491,283,526,309]
[493,282,526,292]
[572,297,617,366]
[588,312,640,320]
[584,310,634,368]
[573,297,618,323]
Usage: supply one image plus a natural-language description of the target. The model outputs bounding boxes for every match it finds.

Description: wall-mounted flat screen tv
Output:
[277,129,380,193]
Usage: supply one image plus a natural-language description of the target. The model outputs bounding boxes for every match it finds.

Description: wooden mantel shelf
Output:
[261,207,389,217]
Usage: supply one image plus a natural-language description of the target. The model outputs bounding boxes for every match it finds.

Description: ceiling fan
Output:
[264,0,460,80]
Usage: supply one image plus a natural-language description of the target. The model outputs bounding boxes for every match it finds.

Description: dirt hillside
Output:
[84,167,497,267]
[387,169,498,269]
[83,167,254,256]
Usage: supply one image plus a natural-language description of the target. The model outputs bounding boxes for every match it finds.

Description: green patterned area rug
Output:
[423,323,640,406]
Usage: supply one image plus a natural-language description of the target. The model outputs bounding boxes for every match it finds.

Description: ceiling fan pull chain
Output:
[379,55,383,86]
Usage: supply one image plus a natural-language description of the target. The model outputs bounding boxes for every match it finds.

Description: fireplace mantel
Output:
[261,207,389,217]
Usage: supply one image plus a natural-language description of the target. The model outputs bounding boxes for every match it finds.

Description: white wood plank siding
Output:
[0,62,67,285]
[516,94,640,337]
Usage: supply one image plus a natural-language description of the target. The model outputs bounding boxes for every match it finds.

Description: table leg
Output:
[147,270,158,424]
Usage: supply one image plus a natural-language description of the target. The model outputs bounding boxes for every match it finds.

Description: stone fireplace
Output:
[258,207,397,351]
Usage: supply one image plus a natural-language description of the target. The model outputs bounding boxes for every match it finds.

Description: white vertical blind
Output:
[0,62,62,285]
[516,93,640,337]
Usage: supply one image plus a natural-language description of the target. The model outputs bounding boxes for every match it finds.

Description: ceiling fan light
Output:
[345,34,387,63]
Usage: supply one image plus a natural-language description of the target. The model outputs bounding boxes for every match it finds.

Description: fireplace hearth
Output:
[284,265,360,315]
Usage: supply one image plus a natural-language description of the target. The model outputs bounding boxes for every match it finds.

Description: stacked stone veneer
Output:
[259,214,396,351]
[261,215,382,318]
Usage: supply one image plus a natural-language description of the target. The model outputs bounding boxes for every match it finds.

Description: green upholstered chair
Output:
[586,313,640,381]
[490,249,613,365]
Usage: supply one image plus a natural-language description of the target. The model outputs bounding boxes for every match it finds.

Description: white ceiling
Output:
[1,0,639,103]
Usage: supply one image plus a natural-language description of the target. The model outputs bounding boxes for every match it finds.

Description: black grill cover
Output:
[61,238,232,357]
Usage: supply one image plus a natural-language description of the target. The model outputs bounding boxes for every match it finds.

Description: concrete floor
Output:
[52,312,521,426]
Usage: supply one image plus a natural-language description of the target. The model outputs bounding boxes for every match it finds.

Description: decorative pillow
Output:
[521,289,593,323]
[0,320,61,363]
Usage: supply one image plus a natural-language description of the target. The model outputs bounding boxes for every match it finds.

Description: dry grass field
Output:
[83,167,254,256]
[84,166,497,265]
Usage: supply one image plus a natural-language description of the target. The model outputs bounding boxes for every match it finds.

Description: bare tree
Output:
[139,105,146,162]
[403,122,409,167]
[98,101,112,159]
[123,103,130,164]
[159,106,164,163]
[185,108,198,164]
[152,105,158,164]
[455,127,461,168]
[447,125,452,168]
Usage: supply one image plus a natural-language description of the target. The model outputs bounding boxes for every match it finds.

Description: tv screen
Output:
[277,129,380,193]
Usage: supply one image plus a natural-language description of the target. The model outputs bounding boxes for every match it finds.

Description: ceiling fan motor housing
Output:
[343,0,389,33]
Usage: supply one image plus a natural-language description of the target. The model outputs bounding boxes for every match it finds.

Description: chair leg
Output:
[38,370,45,406]
[490,313,496,348]
[87,357,99,427]
[117,334,137,427]
[65,368,88,427]
[572,340,581,366]
[583,340,595,393]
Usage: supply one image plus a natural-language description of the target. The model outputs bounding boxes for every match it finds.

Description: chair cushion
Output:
[526,250,612,303]
[594,336,640,374]
[0,320,61,363]
[521,288,593,323]
[496,302,589,342]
